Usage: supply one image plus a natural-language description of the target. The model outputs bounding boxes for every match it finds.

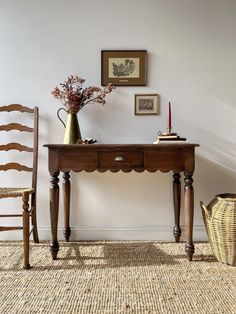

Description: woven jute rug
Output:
[0,241,236,314]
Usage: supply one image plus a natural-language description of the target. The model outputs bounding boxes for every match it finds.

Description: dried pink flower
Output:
[51,75,115,113]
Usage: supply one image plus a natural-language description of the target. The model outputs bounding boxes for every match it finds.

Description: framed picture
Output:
[134,94,160,115]
[101,50,147,86]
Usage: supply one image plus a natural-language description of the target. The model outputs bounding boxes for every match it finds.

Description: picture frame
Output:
[134,94,160,115]
[101,50,147,86]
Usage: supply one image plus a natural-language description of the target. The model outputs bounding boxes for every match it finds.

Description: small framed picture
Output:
[134,94,160,115]
[101,50,147,86]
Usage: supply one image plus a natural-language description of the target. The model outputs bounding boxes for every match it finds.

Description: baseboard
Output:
[0,225,208,241]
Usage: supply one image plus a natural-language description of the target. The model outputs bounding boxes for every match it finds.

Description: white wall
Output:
[1,0,236,241]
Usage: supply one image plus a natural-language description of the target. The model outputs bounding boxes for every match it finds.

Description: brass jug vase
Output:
[57,108,82,144]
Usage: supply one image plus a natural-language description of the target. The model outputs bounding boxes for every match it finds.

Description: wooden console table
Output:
[44,143,199,261]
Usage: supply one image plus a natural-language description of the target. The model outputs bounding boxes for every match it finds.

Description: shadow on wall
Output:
[173,97,236,174]
[198,135,236,174]
[173,100,236,220]
[195,154,236,209]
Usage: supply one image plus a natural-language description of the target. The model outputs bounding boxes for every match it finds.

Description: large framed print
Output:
[101,50,147,86]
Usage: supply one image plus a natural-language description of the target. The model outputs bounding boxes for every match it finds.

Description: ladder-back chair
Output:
[0,104,39,269]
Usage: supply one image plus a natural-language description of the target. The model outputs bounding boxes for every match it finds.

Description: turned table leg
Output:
[173,173,181,242]
[184,173,194,261]
[49,171,60,260]
[63,172,71,242]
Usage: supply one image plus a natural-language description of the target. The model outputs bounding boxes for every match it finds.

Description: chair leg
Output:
[32,207,39,243]
[31,193,39,243]
[22,192,30,269]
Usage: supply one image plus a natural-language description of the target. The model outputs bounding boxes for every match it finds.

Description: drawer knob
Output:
[114,156,126,162]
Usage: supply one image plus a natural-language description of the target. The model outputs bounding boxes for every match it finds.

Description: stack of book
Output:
[153,132,189,144]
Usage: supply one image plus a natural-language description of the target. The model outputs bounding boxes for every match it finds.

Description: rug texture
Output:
[0,241,236,314]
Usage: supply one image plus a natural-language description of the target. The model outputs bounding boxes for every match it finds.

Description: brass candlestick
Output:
[167,126,173,135]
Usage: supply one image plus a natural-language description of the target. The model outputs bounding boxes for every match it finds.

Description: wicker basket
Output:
[200,193,236,266]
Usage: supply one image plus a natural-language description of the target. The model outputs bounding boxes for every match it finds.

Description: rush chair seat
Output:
[0,104,39,269]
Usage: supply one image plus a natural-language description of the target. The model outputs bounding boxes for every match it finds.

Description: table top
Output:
[44,143,199,149]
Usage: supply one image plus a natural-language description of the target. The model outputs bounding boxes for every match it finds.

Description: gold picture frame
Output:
[134,94,159,115]
[101,50,147,86]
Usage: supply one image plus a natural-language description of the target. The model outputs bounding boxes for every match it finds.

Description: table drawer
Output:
[98,151,144,170]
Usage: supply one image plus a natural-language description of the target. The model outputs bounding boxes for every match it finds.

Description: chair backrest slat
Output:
[0,104,38,182]
[0,104,34,113]
[0,104,38,180]
[0,123,34,132]
[0,143,33,152]
[0,162,33,172]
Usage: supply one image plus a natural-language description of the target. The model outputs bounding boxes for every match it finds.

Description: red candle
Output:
[168,101,171,132]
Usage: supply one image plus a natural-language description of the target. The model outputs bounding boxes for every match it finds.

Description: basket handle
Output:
[200,201,211,219]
